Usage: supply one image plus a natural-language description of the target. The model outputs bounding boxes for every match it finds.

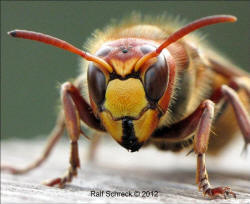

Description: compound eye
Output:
[87,63,106,105]
[144,54,168,102]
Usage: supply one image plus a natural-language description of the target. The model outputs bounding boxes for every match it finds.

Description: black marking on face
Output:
[109,71,140,81]
[121,117,143,152]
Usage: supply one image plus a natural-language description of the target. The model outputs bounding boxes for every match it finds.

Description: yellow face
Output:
[87,39,169,152]
[99,78,160,151]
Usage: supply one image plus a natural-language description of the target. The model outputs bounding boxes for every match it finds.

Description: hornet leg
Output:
[1,111,65,174]
[44,82,104,187]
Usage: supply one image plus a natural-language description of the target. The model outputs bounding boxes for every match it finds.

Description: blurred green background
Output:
[1,1,249,139]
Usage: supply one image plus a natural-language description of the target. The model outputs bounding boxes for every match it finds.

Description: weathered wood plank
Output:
[1,138,250,203]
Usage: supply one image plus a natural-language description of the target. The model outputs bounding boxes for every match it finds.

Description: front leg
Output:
[191,83,249,198]
[194,100,236,198]
[196,154,236,199]
[152,97,245,198]
[44,82,104,187]
[1,77,104,175]
[43,82,81,187]
[1,110,65,174]
[45,141,80,188]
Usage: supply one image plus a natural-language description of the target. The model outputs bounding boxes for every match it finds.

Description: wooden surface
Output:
[1,137,250,203]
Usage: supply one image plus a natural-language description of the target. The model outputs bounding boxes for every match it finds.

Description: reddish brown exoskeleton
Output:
[2,14,250,199]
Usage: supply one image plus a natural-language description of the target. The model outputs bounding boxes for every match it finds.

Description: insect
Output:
[2,14,250,199]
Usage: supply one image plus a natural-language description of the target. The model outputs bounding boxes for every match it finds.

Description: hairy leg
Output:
[194,100,236,198]
[194,84,249,198]
[1,76,104,177]
[1,111,65,174]
[44,82,104,187]
[44,82,81,187]
[152,84,249,198]
[0,77,83,174]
